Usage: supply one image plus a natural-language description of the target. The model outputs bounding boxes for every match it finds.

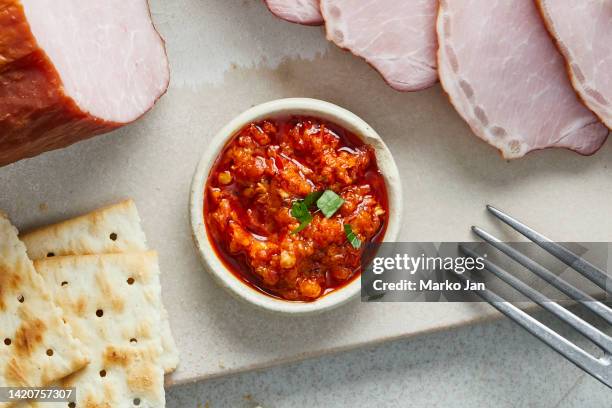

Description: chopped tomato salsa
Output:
[204,116,388,301]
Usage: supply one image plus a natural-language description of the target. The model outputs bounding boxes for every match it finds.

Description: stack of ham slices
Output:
[264,0,610,158]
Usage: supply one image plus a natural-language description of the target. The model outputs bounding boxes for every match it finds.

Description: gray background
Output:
[167,307,611,407]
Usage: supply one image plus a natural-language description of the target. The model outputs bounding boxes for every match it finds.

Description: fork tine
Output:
[453,271,611,388]
[487,205,612,294]
[472,226,612,325]
[460,245,612,354]
[454,271,612,388]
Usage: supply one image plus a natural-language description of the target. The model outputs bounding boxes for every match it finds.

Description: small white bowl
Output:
[190,98,402,315]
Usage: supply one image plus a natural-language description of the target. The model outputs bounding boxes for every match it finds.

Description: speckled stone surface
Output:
[1,0,611,388]
[167,309,610,407]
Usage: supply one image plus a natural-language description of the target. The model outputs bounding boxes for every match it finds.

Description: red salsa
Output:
[204,116,388,301]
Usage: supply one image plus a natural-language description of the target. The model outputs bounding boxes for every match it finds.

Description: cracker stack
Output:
[0,200,178,407]
[0,214,88,408]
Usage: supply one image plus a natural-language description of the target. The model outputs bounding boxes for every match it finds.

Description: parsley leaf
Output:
[290,201,312,234]
[290,200,310,219]
[303,191,324,208]
[292,217,312,234]
[344,224,362,249]
[290,190,344,234]
[316,190,345,218]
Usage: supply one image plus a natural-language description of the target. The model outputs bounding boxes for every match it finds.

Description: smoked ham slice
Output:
[320,0,438,92]
[536,0,612,130]
[437,0,608,158]
[0,0,169,167]
[264,0,324,26]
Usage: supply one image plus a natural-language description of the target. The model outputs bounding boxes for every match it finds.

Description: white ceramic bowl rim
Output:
[190,98,403,315]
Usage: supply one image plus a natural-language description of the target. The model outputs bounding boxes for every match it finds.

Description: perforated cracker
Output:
[27,252,166,407]
[0,212,88,408]
[21,200,179,373]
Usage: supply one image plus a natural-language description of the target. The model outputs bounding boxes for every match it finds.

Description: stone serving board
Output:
[1,0,610,386]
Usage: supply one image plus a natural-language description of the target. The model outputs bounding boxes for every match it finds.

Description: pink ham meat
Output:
[0,0,169,167]
[320,0,438,92]
[536,0,612,130]
[437,0,608,158]
[264,0,324,26]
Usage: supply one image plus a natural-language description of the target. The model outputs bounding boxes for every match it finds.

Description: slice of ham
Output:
[264,0,324,26]
[536,0,612,130]
[320,0,438,92]
[0,0,169,167]
[437,0,608,158]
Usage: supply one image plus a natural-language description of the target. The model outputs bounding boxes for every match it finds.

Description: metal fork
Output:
[457,205,612,388]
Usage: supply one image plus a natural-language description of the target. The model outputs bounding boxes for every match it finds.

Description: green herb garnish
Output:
[344,224,362,249]
[290,190,345,234]
[316,190,345,218]
[290,201,313,234]
[303,191,324,207]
